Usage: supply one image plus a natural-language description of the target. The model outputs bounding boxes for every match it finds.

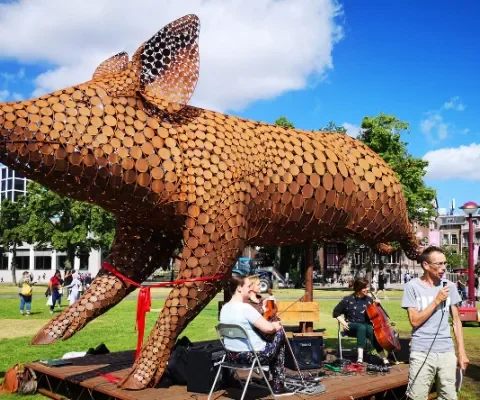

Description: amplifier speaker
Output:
[285,336,324,370]
[186,340,226,394]
[392,338,411,363]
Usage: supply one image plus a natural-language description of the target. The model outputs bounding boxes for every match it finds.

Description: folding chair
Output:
[337,321,371,361]
[208,323,275,400]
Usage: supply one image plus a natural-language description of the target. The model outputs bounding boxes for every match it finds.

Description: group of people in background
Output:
[17,269,93,315]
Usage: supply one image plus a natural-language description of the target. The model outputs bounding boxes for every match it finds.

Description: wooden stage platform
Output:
[27,350,409,400]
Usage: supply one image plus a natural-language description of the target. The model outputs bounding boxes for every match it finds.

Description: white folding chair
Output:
[208,323,275,400]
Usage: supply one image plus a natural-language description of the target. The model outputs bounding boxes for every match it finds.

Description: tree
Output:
[274,116,295,129]
[0,196,29,284]
[23,183,116,269]
[442,246,467,269]
[359,113,436,225]
[319,121,347,134]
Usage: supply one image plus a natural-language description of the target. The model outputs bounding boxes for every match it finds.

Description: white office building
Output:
[0,165,102,283]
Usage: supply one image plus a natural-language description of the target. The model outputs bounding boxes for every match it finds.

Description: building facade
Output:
[0,165,102,283]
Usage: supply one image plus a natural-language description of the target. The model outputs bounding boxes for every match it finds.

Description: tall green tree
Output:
[319,121,347,134]
[359,113,436,225]
[0,196,29,284]
[274,116,295,129]
[442,246,467,269]
[23,183,116,269]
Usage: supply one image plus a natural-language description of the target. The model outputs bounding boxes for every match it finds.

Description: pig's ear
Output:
[134,14,200,112]
[92,52,129,80]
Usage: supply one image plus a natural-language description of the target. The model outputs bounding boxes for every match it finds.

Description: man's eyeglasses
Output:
[428,261,448,268]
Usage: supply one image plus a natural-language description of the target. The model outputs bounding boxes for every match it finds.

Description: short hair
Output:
[353,277,369,293]
[247,275,260,286]
[23,271,29,276]
[227,273,247,295]
[419,246,444,268]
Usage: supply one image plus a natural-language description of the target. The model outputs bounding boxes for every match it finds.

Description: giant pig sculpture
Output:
[0,15,419,389]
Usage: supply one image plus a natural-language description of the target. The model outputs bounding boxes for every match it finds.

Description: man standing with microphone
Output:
[402,246,468,399]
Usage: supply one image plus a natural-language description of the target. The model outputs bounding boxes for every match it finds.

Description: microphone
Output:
[442,280,448,309]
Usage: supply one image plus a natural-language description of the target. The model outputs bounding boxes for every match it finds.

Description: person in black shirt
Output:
[333,277,389,364]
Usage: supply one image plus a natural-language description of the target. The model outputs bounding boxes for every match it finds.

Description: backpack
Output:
[21,282,32,296]
[0,363,21,394]
[18,367,37,395]
[166,336,192,385]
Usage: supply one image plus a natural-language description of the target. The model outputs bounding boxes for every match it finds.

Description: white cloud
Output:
[0,89,9,102]
[0,0,344,112]
[342,122,363,138]
[12,92,24,101]
[442,96,465,111]
[420,96,468,141]
[420,111,449,141]
[424,143,480,181]
[0,67,25,82]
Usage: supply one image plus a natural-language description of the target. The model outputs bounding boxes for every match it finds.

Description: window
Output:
[7,179,12,190]
[56,255,68,270]
[13,191,24,202]
[1,180,5,191]
[326,244,341,271]
[14,179,24,191]
[79,254,89,270]
[0,256,8,270]
[13,256,30,270]
[8,169,13,178]
[354,253,361,265]
[447,218,454,223]
[443,234,449,245]
[35,256,52,270]
[451,234,458,245]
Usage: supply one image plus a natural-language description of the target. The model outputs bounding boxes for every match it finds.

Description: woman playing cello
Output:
[333,277,390,365]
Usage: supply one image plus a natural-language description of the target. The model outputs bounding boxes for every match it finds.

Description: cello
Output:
[366,291,401,352]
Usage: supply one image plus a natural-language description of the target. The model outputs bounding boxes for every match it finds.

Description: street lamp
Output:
[459,201,479,302]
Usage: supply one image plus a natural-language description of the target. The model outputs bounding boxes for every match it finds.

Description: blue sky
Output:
[0,0,478,215]
[237,1,480,214]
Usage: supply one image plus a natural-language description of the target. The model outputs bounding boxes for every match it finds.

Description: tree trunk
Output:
[11,243,17,285]
[275,246,281,268]
[67,247,76,272]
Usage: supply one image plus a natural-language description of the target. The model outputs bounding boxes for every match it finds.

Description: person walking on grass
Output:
[67,273,82,306]
[18,271,35,316]
[48,270,62,314]
[377,268,388,299]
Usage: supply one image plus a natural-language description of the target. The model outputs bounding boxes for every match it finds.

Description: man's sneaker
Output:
[20,311,24,315]
[49,310,54,314]
[273,383,295,397]
[26,312,31,316]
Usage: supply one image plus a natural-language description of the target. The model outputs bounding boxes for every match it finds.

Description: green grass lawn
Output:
[0,289,479,399]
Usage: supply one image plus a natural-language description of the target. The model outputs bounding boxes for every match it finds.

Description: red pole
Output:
[468,214,475,302]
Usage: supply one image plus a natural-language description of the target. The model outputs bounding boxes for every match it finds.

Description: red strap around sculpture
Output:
[102,262,224,359]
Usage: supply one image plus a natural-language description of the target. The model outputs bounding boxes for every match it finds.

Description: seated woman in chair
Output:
[220,274,293,396]
[333,277,390,365]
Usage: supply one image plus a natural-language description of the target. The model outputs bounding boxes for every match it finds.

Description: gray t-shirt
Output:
[219,301,265,352]
[401,278,461,353]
